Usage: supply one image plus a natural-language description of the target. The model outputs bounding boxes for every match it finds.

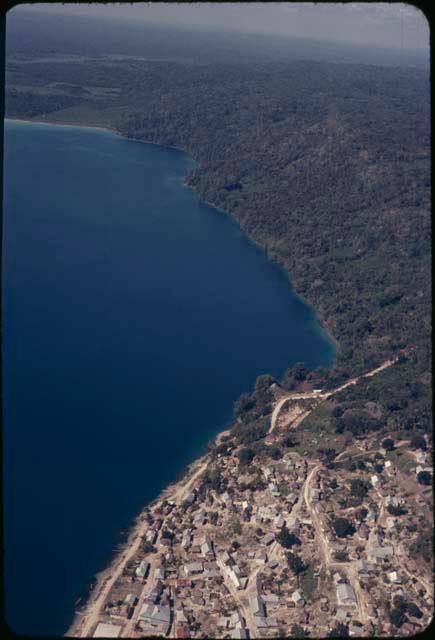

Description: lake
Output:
[2,119,334,635]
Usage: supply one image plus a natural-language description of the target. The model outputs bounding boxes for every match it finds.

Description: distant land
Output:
[3,9,432,639]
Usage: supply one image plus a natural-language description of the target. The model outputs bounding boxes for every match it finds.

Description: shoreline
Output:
[5,116,337,357]
[66,450,212,637]
[6,113,338,635]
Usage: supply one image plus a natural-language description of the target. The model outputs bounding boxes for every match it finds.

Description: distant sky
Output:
[10,2,429,52]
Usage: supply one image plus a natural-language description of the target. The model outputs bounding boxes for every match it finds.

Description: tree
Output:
[382,438,395,451]
[332,517,355,538]
[327,623,349,637]
[142,541,155,553]
[277,524,300,549]
[293,362,308,381]
[283,435,296,448]
[270,446,282,460]
[406,602,423,619]
[291,624,310,638]
[330,478,339,490]
[286,551,306,575]
[161,528,174,541]
[233,392,254,418]
[389,607,406,628]
[350,479,370,498]
[332,405,343,418]
[417,470,431,485]
[387,504,407,516]
[238,447,255,466]
[410,434,427,451]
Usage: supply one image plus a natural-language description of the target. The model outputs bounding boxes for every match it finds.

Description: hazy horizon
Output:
[10,2,429,54]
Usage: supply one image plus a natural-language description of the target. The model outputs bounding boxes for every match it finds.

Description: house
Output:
[416,451,427,464]
[268,482,280,497]
[262,533,275,546]
[135,560,150,579]
[262,594,279,605]
[264,467,274,480]
[356,559,370,576]
[388,571,402,584]
[183,562,204,576]
[145,529,157,544]
[154,566,165,581]
[139,603,171,635]
[93,623,122,638]
[182,491,196,506]
[201,540,214,557]
[229,610,244,629]
[250,596,266,617]
[255,550,268,565]
[349,623,364,636]
[275,515,285,529]
[385,460,395,474]
[310,488,321,502]
[181,530,192,550]
[368,545,394,563]
[335,608,349,622]
[336,583,357,606]
[194,509,206,526]
[291,590,305,607]
[124,593,137,609]
[371,475,380,487]
[396,543,408,557]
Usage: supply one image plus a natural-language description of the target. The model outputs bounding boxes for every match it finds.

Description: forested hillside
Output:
[4,13,431,442]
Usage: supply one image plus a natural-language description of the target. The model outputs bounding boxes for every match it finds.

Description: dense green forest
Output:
[4,12,431,447]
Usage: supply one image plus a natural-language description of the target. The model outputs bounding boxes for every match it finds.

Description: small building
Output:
[138,603,171,635]
[93,623,122,638]
[371,475,380,487]
[250,596,266,617]
[135,560,150,579]
[369,545,394,563]
[255,550,268,565]
[154,566,165,581]
[310,488,321,502]
[336,583,357,606]
[291,589,305,607]
[201,540,214,557]
[388,571,402,584]
[349,623,364,636]
[124,593,137,612]
[182,491,196,506]
[183,561,204,576]
[262,533,275,546]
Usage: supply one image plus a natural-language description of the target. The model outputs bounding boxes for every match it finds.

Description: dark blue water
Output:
[2,120,334,636]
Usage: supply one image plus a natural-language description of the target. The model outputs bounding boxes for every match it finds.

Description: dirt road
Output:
[269,355,401,435]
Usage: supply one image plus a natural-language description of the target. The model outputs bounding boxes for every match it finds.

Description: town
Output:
[72,357,433,638]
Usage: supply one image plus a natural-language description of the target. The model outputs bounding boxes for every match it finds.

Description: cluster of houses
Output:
[87,430,432,639]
